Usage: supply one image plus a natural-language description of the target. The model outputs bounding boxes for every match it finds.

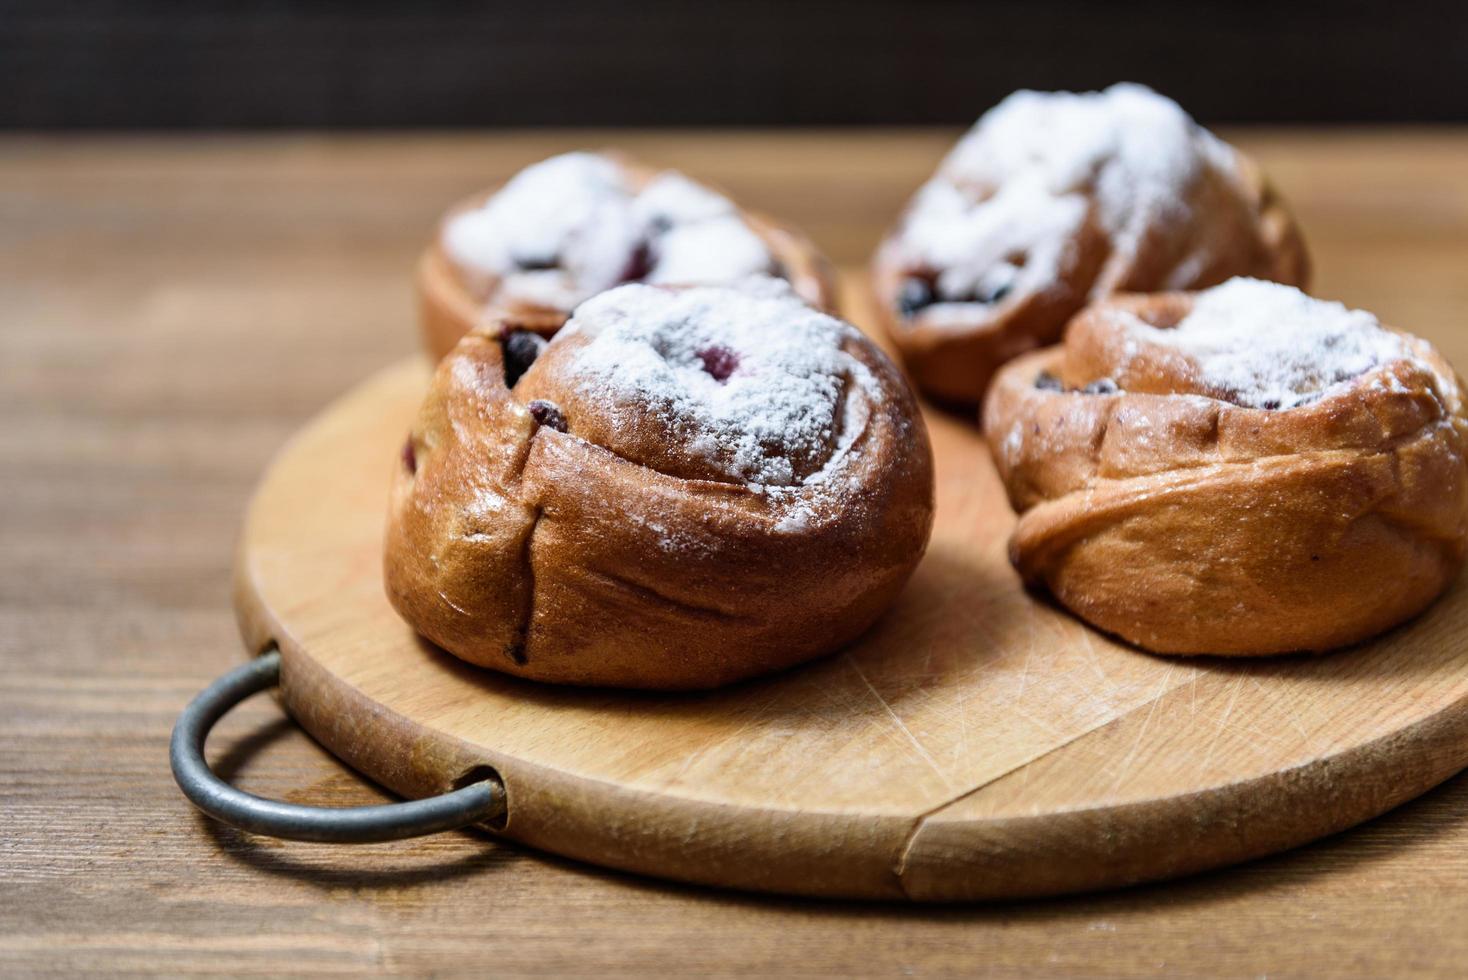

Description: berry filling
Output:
[511,253,558,272]
[897,276,935,316]
[1033,372,1118,395]
[528,399,568,432]
[619,240,656,284]
[898,264,1018,316]
[979,281,1014,305]
[401,436,417,474]
[696,345,740,383]
[501,328,547,388]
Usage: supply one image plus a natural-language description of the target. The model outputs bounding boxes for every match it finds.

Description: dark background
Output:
[5,0,1467,128]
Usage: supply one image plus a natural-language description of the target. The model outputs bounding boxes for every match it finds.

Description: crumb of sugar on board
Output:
[1122,278,1412,408]
[563,280,863,488]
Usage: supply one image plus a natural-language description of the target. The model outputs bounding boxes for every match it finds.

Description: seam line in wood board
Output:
[891,683,1468,900]
[888,664,1200,896]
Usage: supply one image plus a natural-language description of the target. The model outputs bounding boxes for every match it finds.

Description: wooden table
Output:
[3,130,1467,977]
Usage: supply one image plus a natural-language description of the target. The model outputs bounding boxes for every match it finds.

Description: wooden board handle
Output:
[170,649,505,842]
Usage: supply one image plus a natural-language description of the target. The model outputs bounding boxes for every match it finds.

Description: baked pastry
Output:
[872,83,1311,405]
[984,277,1468,656]
[417,151,837,360]
[386,279,934,689]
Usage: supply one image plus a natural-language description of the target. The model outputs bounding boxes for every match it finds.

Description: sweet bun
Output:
[984,278,1468,656]
[386,279,934,689]
[872,83,1310,405]
[418,151,837,360]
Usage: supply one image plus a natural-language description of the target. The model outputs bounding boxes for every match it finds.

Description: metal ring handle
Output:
[170,650,505,842]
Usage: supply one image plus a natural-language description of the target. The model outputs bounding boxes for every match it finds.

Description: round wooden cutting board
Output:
[235,352,1468,901]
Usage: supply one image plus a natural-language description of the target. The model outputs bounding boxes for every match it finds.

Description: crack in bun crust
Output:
[386,282,935,689]
[983,286,1468,656]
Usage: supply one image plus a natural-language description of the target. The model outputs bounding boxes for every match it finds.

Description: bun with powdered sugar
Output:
[417,151,837,360]
[872,84,1310,405]
[984,278,1468,656]
[386,279,934,689]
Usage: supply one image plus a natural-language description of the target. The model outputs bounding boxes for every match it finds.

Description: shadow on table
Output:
[199,715,518,890]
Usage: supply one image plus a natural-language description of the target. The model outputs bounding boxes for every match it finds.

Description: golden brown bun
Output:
[386,284,935,689]
[983,291,1468,656]
[417,154,838,361]
[871,97,1310,406]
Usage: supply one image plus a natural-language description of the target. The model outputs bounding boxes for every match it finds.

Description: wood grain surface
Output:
[236,332,1468,901]
[4,130,1468,973]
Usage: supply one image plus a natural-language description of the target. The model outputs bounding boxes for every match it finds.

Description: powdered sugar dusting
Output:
[443,153,636,309]
[562,280,864,487]
[646,216,773,286]
[895,83,1235,308]
[442,152,773,310]
[1123,278,1411,408]
[901,175,1087,309]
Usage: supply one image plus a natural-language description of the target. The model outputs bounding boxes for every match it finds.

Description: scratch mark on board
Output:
[847,654,956,792]
[1105,663,1176,795]
[1077,630,1112,692]
[1249,674,1310,742]
[1196,673,1246,776]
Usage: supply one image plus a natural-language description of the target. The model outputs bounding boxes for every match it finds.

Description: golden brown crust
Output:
[983,292,1468,656]
[416,155,839,361]
[386,296,935,689]
[871,139,1310,407]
